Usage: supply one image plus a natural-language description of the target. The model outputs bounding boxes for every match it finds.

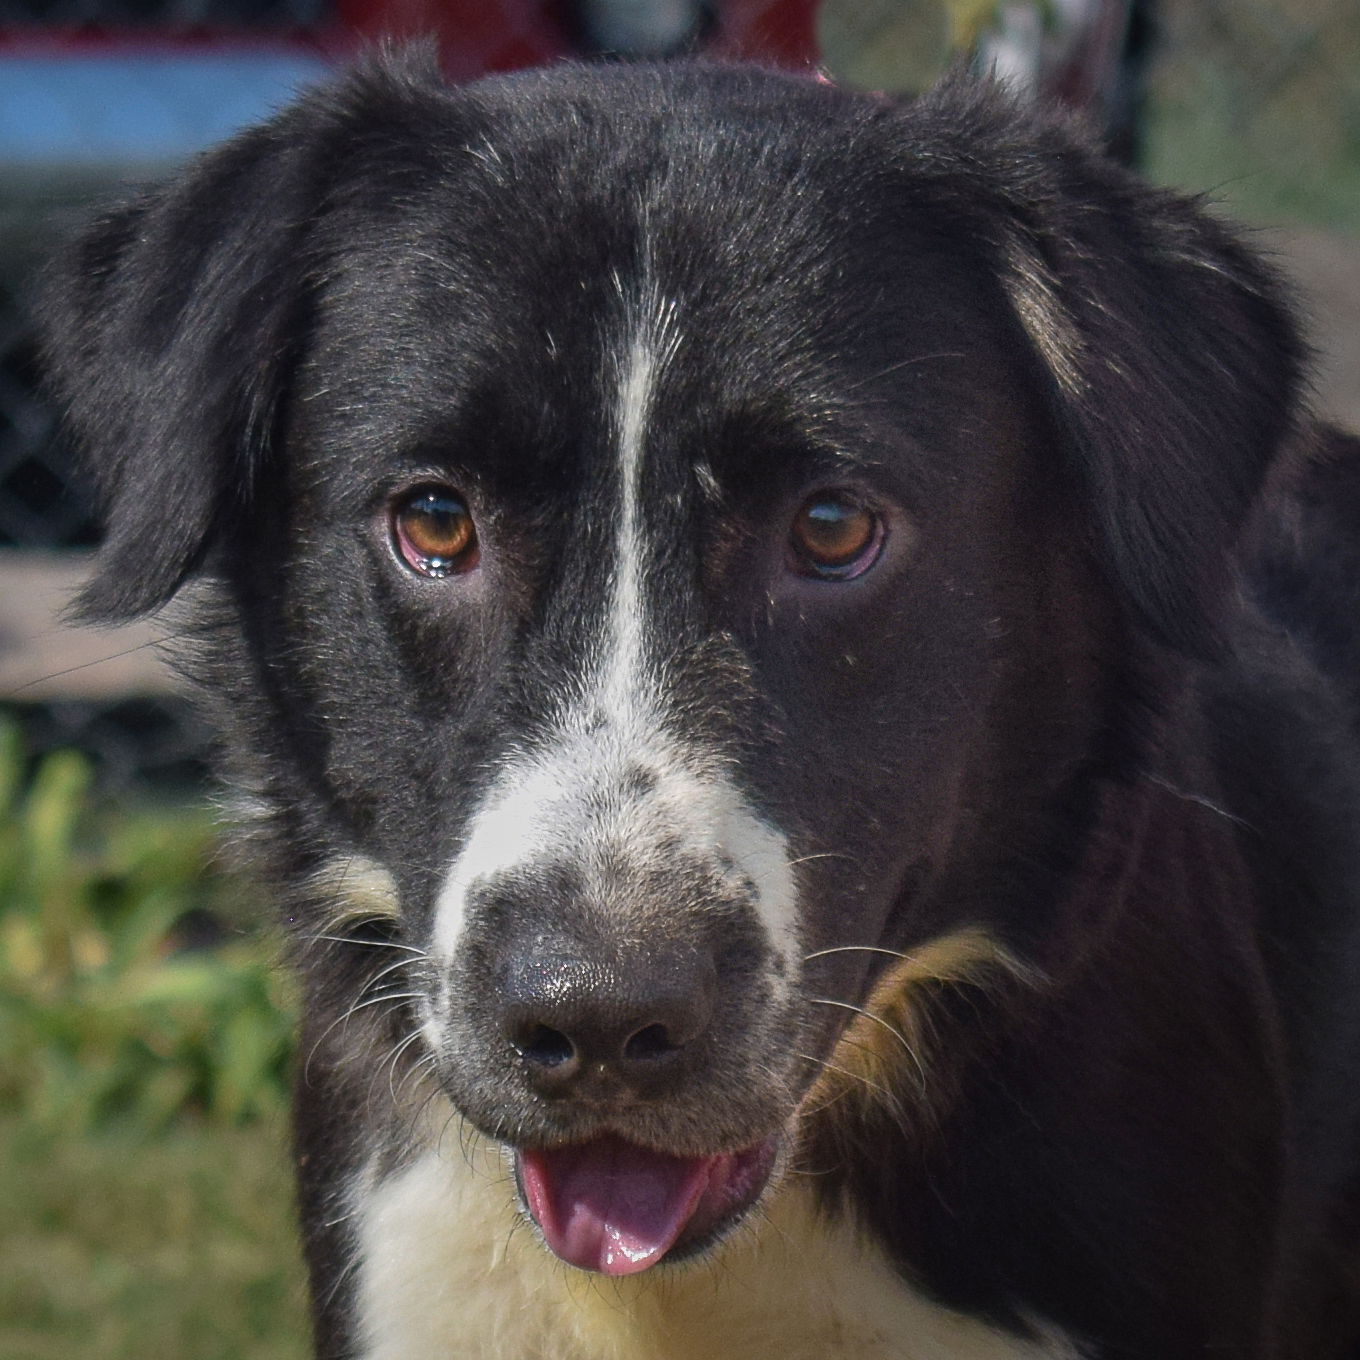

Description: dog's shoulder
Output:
[1203,424,1360,1217]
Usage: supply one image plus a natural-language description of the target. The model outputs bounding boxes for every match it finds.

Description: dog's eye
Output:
[391,486,479,577]
[789,493,882,580]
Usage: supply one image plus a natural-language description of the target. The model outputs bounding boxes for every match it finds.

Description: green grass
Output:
[0,726,296,1132]
[0,1112,308,1360]
[1,725,308,1357]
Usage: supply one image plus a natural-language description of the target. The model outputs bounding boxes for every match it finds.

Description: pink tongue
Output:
[518,1137,719,1275]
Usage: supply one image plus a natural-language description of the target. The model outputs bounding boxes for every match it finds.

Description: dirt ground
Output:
[1273,228,1360,434]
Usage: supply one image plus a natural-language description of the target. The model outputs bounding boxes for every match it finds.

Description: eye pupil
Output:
[393,487,478,576]
[791,494,880,579]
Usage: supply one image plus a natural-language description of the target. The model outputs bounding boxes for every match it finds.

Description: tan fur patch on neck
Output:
[809,927,1038,1118]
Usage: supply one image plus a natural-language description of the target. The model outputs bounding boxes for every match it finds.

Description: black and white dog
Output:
[43,51,1360,1359]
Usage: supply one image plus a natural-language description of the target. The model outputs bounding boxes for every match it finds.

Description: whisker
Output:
[808,997,928,1094]
[367,956,421,989]
[304,933,428,957]
[385,1029,427,1104]
[794,1050,898,1106]
[434,1104,474,1173]
[303,990,423,1085]
[344,991,423,1017]
[803,944,915,963]
[395,1051,439,1107]
[784,851,859,870]
[793,1052,909,1126]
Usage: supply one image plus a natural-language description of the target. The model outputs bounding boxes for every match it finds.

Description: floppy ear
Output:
[41,48,450,624]
[41,121,320,622]
[908,84,1307,653]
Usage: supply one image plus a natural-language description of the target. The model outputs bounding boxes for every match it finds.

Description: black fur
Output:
[42,52,1360,1359]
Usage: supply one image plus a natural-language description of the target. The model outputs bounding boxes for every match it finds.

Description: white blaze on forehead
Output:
[603,313,657,718]
[427,276,798,1016]
[430,731,799,969]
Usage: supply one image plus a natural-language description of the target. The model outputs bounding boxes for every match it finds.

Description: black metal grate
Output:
[0,194,205,791]
[0,196,101,548]
[3,696,214,791]
[0,302,96,550]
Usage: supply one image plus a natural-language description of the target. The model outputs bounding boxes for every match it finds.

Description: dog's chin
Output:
[512,1131,781,1275]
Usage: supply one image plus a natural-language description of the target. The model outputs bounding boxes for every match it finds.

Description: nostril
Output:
[623,1022,682,1063]
[499,940,716,1090]
[515,1023,577,1070]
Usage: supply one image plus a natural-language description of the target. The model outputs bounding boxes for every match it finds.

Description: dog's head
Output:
[43,54,1301,1273]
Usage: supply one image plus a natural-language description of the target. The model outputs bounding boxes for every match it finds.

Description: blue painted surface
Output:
[0,53,331,168]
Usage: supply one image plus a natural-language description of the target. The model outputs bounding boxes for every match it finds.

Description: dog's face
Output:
[279,132,1086,1265]
[43,58,1299,1276]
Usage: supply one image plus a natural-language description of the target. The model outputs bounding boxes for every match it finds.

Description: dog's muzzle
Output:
[424,740,804,1272]
[488,933,778,1272]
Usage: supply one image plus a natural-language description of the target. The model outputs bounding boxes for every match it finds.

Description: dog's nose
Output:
[500,943,717,1096]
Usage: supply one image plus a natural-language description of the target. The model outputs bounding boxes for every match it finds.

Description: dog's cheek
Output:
[759,554,994,865]
[262,517,502,852]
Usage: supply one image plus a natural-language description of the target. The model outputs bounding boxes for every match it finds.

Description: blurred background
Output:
[1,3,1356,1356]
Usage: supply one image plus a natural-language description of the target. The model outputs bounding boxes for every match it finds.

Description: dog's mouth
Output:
[515,1132,780,1274]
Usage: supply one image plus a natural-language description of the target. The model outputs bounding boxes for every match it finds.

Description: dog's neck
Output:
[350,1114,1084,1360]
[801,751,1287,1355]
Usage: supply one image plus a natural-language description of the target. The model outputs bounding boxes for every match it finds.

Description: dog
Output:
[41,50,1360,1360]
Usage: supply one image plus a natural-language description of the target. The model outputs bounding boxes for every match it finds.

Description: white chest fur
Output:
[352,1128,1081,1360]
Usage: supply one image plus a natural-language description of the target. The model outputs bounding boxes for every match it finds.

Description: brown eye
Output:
[392,486,479,577]
[789,493,882,580]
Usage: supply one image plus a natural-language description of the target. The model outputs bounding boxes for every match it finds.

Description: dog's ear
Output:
[42,124,317,622]
[907,85,1307,654]
[41,48,448,623]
